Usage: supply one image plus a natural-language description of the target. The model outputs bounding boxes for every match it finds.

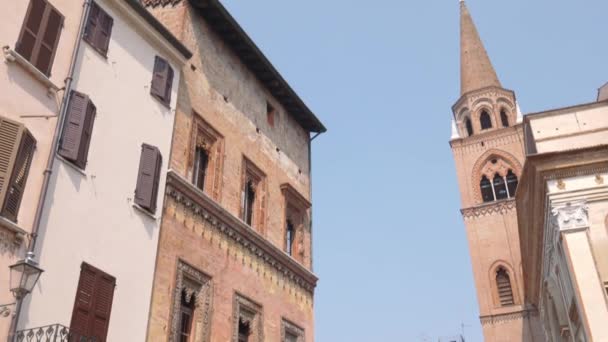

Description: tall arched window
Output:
[465,117,473,136]
[500,110,509,128]
[480,110,492,130]
[493,173,508,200]
[480,176,494,202]
[496,268,514,306]
[506,170,518,197]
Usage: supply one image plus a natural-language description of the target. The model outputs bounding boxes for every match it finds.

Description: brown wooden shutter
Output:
[70,263,116,342]
[16,0,64,76]
[84,2,113,55]
[59,91,96,169]
[134,144,162,213]
[1,130,36,222]
[164,63,174,103]
[0,118,26,216]
[151,56,173,105]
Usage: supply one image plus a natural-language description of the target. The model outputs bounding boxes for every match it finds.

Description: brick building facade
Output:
[142,1,326,341]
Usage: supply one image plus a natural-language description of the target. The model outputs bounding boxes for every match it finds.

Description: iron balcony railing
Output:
[14,324,96,342]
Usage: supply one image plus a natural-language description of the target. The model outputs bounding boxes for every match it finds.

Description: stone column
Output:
[552,201,608,341]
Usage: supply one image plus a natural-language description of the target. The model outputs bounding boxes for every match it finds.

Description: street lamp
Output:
[9,252,44,299]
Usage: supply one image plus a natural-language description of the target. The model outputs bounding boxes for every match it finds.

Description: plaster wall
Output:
[0,0,82,337]
[16,1,183,340]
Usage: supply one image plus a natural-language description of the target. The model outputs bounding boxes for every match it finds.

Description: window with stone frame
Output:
[240,158,266,232]
[233,293,263,342]
[281,183,311,264]
[171,261,212,342]
[281,318,304,342]
[188,112,224,201]
[478,158,519,203]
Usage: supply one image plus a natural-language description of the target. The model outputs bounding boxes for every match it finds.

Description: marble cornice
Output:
[165,170,318,293]
[480,309,536,325]
[461,199,516,219]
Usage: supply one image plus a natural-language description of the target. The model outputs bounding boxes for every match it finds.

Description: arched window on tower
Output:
[480,176,494,202]
[506,170,518,197]
[465,117,473,136]
[493,173,508,200]
[480,110,492,130]
[496,268,515,306]
[500,110,509,128]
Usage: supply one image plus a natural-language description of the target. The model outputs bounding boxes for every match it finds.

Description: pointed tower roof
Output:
[460,0,501,95]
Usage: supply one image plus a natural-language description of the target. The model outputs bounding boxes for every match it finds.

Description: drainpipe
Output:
[308,131,323,273]
[9,0,92,339]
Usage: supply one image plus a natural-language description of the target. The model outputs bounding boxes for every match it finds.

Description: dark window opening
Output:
[465,117,473,136]
[285,331,299,342]
[193,147,208,191]
[506,170,518,197]
[244,180,255,226]
[500,110,509,128]
[480,176,494,202]
[286,220,295,256]
[83,2,113,56]
[266,101,275,127]
[480,110,492,130]
[178,291,195,342]
[238,318,251,342]
[496,268,514,306]
[493,173,508,200]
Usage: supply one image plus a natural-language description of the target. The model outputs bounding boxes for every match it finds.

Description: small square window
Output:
[266,101,275,127]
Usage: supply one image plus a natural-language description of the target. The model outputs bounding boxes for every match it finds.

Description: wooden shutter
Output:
[16,0,64,76]
[70,263,116,342]
[151,56,172,105]
[2,130,36,222]
[84,2,113,55]
[0,117,27,218]
[59,91,96,169]
[134,144,162,213]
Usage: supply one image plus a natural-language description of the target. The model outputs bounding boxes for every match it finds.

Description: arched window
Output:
[480,110,493,130]
[506,170,518,197]
[493,173,508,200]
[500,110,509,128]
[465,117,473,136]
[496,268,514,306]
[480,176,494,202]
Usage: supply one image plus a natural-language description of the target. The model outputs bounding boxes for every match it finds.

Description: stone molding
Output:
[480,309,535,325]
[281,318,305,342]
[461,199,516,219]
[170,260,213,342]
[165,170,318,294]
[233,293,263,342]
[551,201,589,231]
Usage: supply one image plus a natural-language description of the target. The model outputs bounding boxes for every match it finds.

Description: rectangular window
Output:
[266,101,275,127]
[151,56,174,106]
[281,319,304,342]
[16,0,64,76]
[233,294,262,342]
[178,291,194,342]
[241,158,265,231]
[189,113,224,199]
[69,263,116,342]
[285,220,295,256]
[83,1,113,56]
[58,91,96,170]
[134,144,162,214]
[0,117,36,223]
[281,183,311,264]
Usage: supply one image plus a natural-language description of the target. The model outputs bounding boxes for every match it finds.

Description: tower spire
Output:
[460,1,501,95]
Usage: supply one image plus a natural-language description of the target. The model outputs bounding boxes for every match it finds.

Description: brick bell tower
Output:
[450,1,543,341]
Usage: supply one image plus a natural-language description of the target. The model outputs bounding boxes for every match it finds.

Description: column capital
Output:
[551,201,589,231]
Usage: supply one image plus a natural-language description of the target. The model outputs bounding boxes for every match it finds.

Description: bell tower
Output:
[450,2,543,341]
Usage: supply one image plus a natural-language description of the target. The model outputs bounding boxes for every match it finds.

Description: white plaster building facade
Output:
[14,0,191,340]
[518,99,608,342]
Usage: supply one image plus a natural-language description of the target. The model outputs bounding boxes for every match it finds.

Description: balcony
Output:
[14,324,94,342]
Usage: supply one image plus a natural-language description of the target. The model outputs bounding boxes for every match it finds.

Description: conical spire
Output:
[460,1,501,95]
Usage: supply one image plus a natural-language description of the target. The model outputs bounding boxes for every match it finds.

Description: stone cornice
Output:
[480,309,536,325]
[461,199,516,219]
[165,170,318,293]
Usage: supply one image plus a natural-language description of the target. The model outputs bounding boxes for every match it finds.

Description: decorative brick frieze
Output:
[165,170,318,294]
[461,199,516,219]
[480,309,536,325]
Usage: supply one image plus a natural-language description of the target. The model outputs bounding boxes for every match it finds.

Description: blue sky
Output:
[221,1,608,340]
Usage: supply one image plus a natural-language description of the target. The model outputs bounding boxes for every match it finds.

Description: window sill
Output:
[2,46,60,94]
[56,155,87,176]
[132,203,158,220]
[0,216,27,246]
[151,93,171,110]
